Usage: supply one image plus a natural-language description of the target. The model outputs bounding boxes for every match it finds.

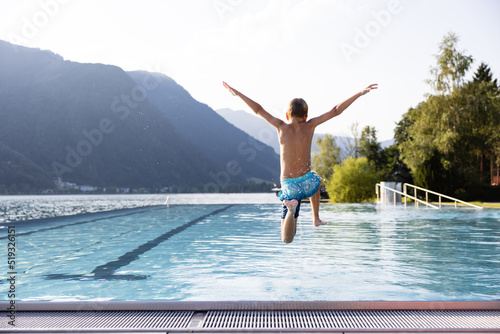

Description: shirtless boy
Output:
[223,82,377,243]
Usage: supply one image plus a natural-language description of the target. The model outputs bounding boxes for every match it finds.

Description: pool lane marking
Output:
[23,227,138,275]
[11,207,164,275]
[0,206,166,240]
[45,204,234,281]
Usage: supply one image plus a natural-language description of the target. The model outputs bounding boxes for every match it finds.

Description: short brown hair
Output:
[287,98,308,119]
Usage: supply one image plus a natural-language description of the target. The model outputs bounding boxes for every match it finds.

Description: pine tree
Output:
[473,62,498,88]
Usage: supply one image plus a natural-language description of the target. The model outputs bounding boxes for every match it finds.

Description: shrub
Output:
[326,157,381,202]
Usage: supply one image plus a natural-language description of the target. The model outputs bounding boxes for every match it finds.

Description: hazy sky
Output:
[1,0,499,140]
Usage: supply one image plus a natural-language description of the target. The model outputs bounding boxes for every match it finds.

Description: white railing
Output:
[376,183,482,209]
[403,183,482,209]
[376,183,439,209]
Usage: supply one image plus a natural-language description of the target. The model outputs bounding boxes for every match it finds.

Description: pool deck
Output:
[2,301,499,333]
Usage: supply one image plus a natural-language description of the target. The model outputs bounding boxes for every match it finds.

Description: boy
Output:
[223,82,377,243]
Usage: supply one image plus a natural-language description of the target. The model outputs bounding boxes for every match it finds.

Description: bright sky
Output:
[1,0,499,141]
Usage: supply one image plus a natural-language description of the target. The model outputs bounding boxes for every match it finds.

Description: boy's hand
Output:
[223,81,238,96]
[360,84,378,95]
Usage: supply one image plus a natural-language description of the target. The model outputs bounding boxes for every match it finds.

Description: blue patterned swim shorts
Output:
[278,171,321,201]
[278,171,321,219]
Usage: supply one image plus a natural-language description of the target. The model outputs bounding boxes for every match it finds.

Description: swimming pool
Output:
[1,194,499,302]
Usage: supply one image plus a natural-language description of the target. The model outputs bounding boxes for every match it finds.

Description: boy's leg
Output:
[281,199,298,243]
[310,188,327,226]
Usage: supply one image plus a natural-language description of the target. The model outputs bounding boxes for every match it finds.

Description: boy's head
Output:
[287,98,308,120]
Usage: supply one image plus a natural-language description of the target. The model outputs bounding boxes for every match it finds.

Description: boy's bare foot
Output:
[283,199,298,211]
[313,219,327,227]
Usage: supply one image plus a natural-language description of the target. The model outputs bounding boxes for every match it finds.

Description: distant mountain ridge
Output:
[0,40,279,193]
[216,108,280,154]
[128,72,279,184]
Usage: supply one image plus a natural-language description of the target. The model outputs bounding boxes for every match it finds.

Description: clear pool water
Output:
[1,194,499,302]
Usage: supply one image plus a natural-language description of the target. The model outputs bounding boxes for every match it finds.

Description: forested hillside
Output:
[0,41,279,194]
[128,71,279,184]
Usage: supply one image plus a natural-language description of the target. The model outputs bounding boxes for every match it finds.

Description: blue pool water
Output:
[1,194,499,302]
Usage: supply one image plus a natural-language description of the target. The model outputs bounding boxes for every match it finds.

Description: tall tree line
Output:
[396,32,500,197]
[312,32,499,202]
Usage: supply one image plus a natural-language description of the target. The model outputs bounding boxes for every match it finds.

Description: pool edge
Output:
[7,300,500,311]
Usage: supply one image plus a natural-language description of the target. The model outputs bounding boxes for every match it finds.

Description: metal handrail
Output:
[403,183,483,209]
[376,183,439,209]
[376,183,483,209]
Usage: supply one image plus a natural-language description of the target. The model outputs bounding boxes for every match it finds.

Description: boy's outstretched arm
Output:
[223,82,284,129]
[309,84,378,127]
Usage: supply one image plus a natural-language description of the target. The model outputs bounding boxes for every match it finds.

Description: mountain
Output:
[380,139,395,148]
[216,108,280,154]
[128,72,279,184]
[0,40,279,193]
[0,141,54,193]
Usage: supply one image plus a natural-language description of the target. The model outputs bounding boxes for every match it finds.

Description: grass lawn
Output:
[468,201,500,208]
[401,198,500,208]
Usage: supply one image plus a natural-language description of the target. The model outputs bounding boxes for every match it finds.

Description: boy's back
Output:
[277,120,316,180]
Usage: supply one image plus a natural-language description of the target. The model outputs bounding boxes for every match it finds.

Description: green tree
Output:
[312,134,341,182]
[383,144,413,183]
[427,32,474,94]
[411,148,451,192]
[358,125,385,171]
[394,113,413,145]
[326,157,381,203]
[473,62,498,88]
[399,89,476,193]
[398,33,472,193]
[397,33,499,195]
[358,125,412,183]
[464,63,500,183]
